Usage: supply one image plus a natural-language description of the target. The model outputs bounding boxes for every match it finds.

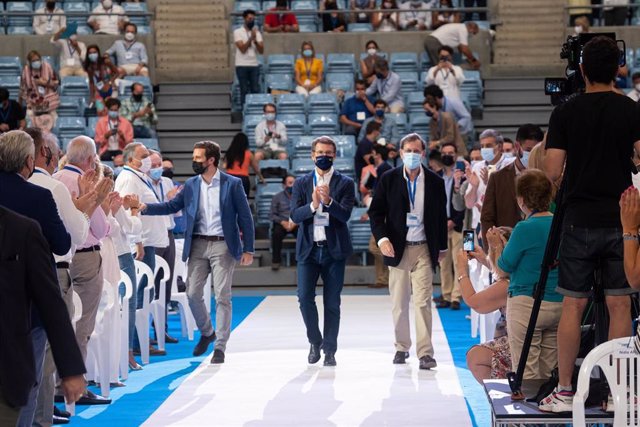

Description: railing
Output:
[564,3,640,27]
[229,6,490,20]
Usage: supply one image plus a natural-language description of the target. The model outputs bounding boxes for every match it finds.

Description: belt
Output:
[314,240,328,247]
[75,245,100,253]
[406,240,427,246]
[56,262,70,269]
[194,235,225,242]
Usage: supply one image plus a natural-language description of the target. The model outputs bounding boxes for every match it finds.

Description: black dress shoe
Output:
[419,355,437,370]
[450,301,461,310]
[436,300,451,309]
[193,332,216,356]
[308,343,321,364]
[54,406,71,418]
[433,294,444,304]
[323,352,336,366]
[393,351,410,364]
[77,390,112,405]
[165,333,179,344]
[211,349,225,364]
[53,415,69,424]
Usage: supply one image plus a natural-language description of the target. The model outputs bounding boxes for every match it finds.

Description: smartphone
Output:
[463,229,475,252]
[455,160,465,171]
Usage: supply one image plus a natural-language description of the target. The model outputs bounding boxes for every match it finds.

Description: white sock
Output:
[557,384,572,393]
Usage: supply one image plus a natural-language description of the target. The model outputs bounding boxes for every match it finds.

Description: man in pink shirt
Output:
[94,98,134,161]
[54,135,113,404]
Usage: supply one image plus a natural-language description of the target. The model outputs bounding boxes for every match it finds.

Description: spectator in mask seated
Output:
[85,45,119,116]
[350,0,375,23]
[18,51,59,132]
[107,23,149,77]
[360,40,382,85]
[264,0,300,33]
[322,0,347,32]
[372,0,400,32]
[340,79,376,137]
[121,83,158,139]
[34,1,66,35]
[358,99,400,146]
[52,31,87,78]
[399,0,432,31]
[254,103,289,161]
[627,72,640,102]
[295,41,324,97]
[88,0,129,35]
[0,86,26,132]
[269,174,298,271]
[366,58,405,113]
[95,98,134,161]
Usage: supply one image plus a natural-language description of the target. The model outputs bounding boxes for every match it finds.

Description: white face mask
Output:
[139,156,152,173]
[124,32,135,42]
[367,48,377,56]
[574,25,583,34]
[635,83,640,92]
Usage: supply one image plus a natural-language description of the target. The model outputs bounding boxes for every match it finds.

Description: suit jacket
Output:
[438,170,465,232]
[429,111,468,156]
[369,165,448,269]
[0,206,85,408]
[480,162,522,247]
[290,170,355,261]
[0,171,71,256]
[144,171,255,262]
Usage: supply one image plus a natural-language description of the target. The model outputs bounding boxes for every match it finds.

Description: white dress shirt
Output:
[310,167,334,242]
[403,167,426,242]
[426,63,465,99]
[111,206,142,256]
[52,38,87,70]
[87,4,129,35]
[195,170,224,236]
[29,167,90,263]
[115,166,169,248]
[33,7,66,35]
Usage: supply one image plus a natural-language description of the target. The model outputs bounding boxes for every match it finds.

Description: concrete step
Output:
[156,32,228,46]
[484,77,545,91]
[156,53,228,63]
[159,130,238,152]
[156,92,231,110]
[160,82,232,95]
[475,105,553,127]
[156,4,225,15]
[155,45,228,55]
[157,110,240,132]
[155,68,232,83]
[154,20,228,30]
[484,88,550,106]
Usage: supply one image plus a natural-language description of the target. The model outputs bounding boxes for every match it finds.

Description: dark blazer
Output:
[0,171,71,256]
[144,171,255,261]
[438,170,465,232]
[480,162,522,248]
[0,207,85,408]
[369,165,448,269]
[290,170,355,261]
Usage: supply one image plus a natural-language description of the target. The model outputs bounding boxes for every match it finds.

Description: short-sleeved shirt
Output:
[340,94,375,124]
[264,9,299,28]
[295,58,323,86]
[87,5,129,35]
[546,92,640,228]
[107,40,148,66]
[431,23,469,48]
[0,100,26,130]
[233,26,263,67]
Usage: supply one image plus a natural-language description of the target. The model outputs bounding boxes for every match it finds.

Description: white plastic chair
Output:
[573,337,640,426]
[86,280,116,397]
[118,270,133,380]
[469,262,500,343]
[170,248,196,340]
[152,255,170,352]
[134,260,155,365]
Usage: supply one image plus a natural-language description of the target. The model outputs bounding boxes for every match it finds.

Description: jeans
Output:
[296,245,346,354]
[17,326,47,427]
[119,253,138,349]
[235,66,260,106]
[133,125,153,139]
[133,246,156,350]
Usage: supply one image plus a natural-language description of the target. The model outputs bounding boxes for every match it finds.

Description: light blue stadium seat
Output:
[333,157,355,178]
[41,55,58,72]
[298,23,317,32]
[291,158,315,176]
[334,134,356,158]
[264,73,293,92]
[307,92,338,114]
[7,26,34,35]
[7,2,33,27]
[259,159,290,183]
[475,20,490,31]
[0,75,21,99]
[325,72,354,93]
[262,1,277,11]
[397,72,419,95]
[291,0,317,25]
[255,182,283,225]
[348,23,373,32]
[63,2,90,25]
[136,25,151,35]
[390,52,419,73]
[242,114,264,148]
[408,113,429,137]
[279,114,307,140]
[0,56,22,76]
[326,53,356,74]
[406,92,425,114]
[60,76,90,98]
[123,2,149,26]
[419,51,432,70]
[57,96,85,117]
[244,93,274,115]
[308,113,339,136]
[137,138,159,151]
[387,112,407,135]
[277,93,306,115]
[291,135,314,159]
[267,54,295,74]
[86,116,99,138]
[119,76,153,99]
[56,116,86,140]
[348,206,370,265]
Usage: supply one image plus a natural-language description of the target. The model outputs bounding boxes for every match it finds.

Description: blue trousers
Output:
[235,66,260,106]
[296,246,346,354]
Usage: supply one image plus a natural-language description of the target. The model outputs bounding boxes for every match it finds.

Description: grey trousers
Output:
[33,269,74,427]
[186,239,236,352]
[423,35,444,68]
[70,250,103,362]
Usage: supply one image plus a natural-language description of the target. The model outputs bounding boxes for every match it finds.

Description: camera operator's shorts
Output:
[557,225,637,298]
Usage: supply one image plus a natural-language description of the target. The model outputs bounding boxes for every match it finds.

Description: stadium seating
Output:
[86,116,100,138]
[0,75,21,99]
[137,137,160,151]
[406,92,425,114]
[397,72,419,96]
[333,157,355,178]
[265,73,294,92]
[326,53,356,74]
[243,93,274,116]
[307,92,339,114]
[334,134,356,157]
[276,93,306,115]
[291,135,314,160]
[242,114,264,147]
[119,76,153,100]
[348,207,370,265]
[0,56,22,76]
[409,113,430,138]
[390,52,419,73]
[267,54,295,74]
[278,114,307,140]
[63,2,91,26]
[56,116,86,140]
[57,95,85,117]
[291,158,315,176]
[255,182,282,226]
[347,23,373,32]
[308,113,339,136]
[7,2,33,27]
[122,2,149,27]
[60,76,90,98]
[388,112,408,135]
[325,72,355,93]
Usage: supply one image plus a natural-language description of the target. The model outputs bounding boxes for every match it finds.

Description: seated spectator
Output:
[399,0,432,31]
[270,174,298,271]
[491,170,563,380]
[51,30,87,78]
[88,0,129,35]
[568,1,592,26]
[372,0,399,32]
[355,120,382,181]
[360,41,382,85]
[234,10,264,106]
[85,45,119,115]
[573,15,590,35]
[425,45,465,100]
[264,0,300,33]
[0,87,26,132]
[255,103,288,161]
[223,132,264,197]
[121,83,157,138]
[322,0,347,32]
[18,51,59,132]
[95,98,134,160]
[350,0,375,23]
[366,59,404,113]
[295,42,324,97]
[358,99,400,145]
[340,79,376,136]
[463,0,487,22]
[431,0,460,30]
[424,84,472,145]
[107,23,149,77]
[628,72,640,102]
[33,1,66,35]
[424,98,467,156]
[423,21,481,70]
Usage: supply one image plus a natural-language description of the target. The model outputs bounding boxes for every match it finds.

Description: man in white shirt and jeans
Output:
[423,21,481,70]
[234,9,264,106]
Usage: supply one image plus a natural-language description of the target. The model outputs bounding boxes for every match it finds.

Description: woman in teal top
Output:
[489,169,563,380]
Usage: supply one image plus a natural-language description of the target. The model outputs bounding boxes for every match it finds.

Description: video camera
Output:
[544,32,625,105]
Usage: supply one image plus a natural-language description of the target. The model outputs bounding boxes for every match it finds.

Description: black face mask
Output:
[441,154,455,167]
[368,156,376,165]
[46,1,55,9]
[192,161,207,175]
[132,94,143,102]
[162,168,174,179]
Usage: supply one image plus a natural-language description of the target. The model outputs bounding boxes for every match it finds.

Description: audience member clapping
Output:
[372,0,400,32]
[19,51,59,132]
[295,41,324,97]
[88,0,129,35]
[399,0,433,31]
[264,0,300,33]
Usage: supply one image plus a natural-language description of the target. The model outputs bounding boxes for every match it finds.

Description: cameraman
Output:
[540,36,640,413]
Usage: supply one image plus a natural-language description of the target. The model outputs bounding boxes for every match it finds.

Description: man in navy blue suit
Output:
[141,141,255,364]
[290,136,355,367]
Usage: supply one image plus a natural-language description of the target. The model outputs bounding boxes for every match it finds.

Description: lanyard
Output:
[47,12,54,23]
[303,60,312,79]
[33,169,45,175]
[407,177,417,210]
[63,165,82,175]
[380,77,388,95]
[439,69,450,81]
[67,40,76,57]
[124,41,135,52]
[0,103,10,123]
[124,166,158,200]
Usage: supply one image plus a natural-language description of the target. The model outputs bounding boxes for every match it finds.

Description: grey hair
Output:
[66,136,97,165]
[399,132,426,150]
[123,142,144,163]
[43,132,61,156]
[148,149,162,161]
[479,129,504,145]
[0,130,35,173]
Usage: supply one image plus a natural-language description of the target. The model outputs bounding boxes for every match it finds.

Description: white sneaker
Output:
[539,387,574,413]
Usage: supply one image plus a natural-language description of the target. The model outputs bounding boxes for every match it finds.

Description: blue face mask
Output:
[149,166,163,181]
[502,152,514,159]
[375,109,385,118]
[108,110,119,119]
[303,49,313,58]
[113,166,123,177]
[481,147,495,162]
[315,155,333,171]
[285,186,293,194]
[31,60,42,70]
[403,152,422,170]
[520,150,530,168]
[265,113,276,121]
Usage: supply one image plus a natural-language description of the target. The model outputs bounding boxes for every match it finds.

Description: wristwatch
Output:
[622,232,638,241]
[457,274,469,283]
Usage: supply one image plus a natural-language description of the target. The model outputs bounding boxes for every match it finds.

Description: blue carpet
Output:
[71,296,264,426]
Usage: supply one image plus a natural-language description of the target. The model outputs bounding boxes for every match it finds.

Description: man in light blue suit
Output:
[141,141,255,364]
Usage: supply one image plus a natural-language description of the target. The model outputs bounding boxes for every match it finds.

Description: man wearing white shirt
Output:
[425,45,465,99]
[33,1,66,36]
[115,142,169,356]
[234,10,264,106]
[87,0,129,35]
[51,31,87,78]
[399,0,433,31]
[423,21,480,70]
[254,103,289,161]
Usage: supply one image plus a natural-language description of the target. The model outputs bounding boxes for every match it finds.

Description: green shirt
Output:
[497,215,563,302]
